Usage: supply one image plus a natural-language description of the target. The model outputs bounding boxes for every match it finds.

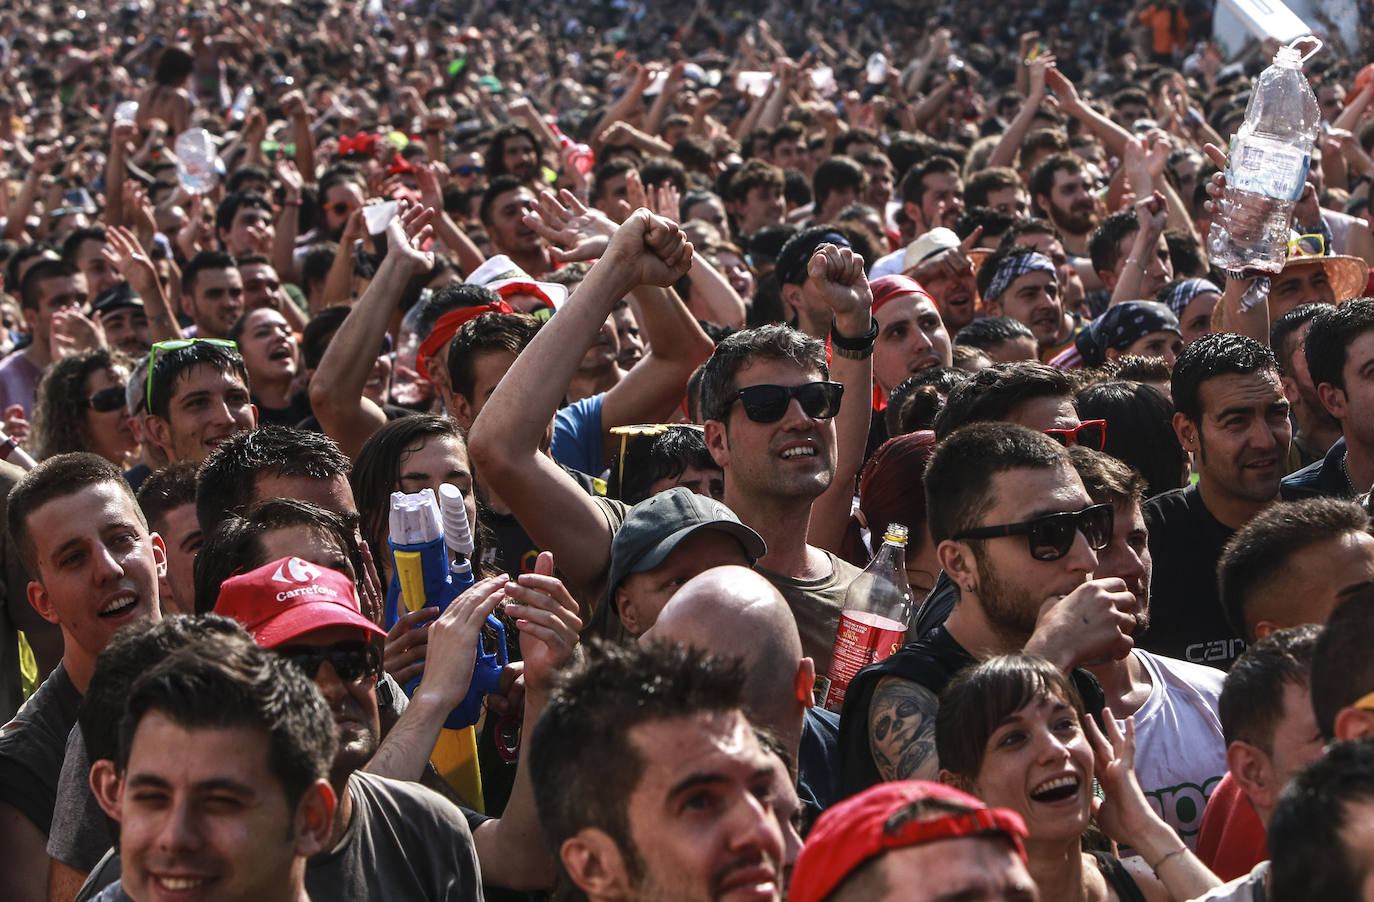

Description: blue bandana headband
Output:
[985,252,1056,305]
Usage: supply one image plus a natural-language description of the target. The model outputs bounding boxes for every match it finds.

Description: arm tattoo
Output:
[868,676,940,782]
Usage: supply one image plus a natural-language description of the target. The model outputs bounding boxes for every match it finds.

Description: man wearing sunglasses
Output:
[1143,333,1291,670]
[838,423,1136,794]
[697,256,876,674]
[214,557,487,900]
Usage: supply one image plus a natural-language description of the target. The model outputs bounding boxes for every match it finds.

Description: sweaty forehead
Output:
[1198,370,1283,416]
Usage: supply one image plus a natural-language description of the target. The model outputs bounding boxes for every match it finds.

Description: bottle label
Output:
[1228,135,1310,201]
[822,611,906,712]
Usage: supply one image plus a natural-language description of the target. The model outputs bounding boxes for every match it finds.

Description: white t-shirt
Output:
[1120,650,1228,849]
[1190,860,1268,902]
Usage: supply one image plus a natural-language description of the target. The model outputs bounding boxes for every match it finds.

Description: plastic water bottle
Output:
[173,128,219,193]
[1207,39,1321,273]
[228,85,253,122]
[113,100,139,124]
[821,524,914,713]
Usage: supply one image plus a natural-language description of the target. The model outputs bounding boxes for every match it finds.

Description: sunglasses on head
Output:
[1043,419,1107,450]
[732,382,844,423]
[456,164,484,176]
[954,503,1114,562]
[147,338,238,410]
[276,640,380,683]
[84,385,127,413]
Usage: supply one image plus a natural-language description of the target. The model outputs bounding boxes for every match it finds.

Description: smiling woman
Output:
[935,656,1221,902]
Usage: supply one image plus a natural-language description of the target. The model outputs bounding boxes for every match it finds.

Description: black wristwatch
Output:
[830,316,878,359]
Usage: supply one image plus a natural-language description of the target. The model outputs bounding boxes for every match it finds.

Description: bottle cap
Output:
[883,523,909,545]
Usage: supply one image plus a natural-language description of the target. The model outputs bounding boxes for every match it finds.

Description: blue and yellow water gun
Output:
[386,484,507,810]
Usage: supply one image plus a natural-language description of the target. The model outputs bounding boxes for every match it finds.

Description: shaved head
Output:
[642,565,814,754]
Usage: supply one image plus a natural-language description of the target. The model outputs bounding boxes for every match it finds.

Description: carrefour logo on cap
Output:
[271,557,340,603]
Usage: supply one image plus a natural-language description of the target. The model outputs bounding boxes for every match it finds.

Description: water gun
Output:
[387,484,507,810]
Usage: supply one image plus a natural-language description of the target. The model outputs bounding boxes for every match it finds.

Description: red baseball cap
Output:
[788,781,1027,902]
[214,556,386,649]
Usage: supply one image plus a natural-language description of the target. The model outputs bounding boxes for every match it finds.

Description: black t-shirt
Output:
[254,390,314,428]
[1140,484,1244,669]
[836,626,1106,799]
[0,661,81,833]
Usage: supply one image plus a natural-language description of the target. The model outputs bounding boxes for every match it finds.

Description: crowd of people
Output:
[1,0,1374,900]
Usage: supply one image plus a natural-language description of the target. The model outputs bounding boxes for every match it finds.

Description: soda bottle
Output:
[174,128,219,193]
[821,524,914,713]
[1207,38,1321,273]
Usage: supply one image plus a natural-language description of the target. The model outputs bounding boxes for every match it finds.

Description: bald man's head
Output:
[643,565,814,753]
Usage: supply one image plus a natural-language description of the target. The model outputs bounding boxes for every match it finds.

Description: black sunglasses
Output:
[732,382,844,423]
[276,640,380,683]
[83,385,127,413]
[954,503,1114,562]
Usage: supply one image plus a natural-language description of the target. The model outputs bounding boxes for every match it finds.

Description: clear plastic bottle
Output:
[821,524,914,713]
[173,128,219,193]
[229,86,253,122]
[1207,39,1321,273]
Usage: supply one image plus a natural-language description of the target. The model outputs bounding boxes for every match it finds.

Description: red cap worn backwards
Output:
[213,556,386,649]
[788,781,1027,902]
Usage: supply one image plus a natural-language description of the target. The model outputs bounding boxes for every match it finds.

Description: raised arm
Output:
[987,55,1055,170]
[1046,68,1132,159]
[103,226,183,342]
[468,207,693,591]
[310,205,435,458]
[805,244,875,553]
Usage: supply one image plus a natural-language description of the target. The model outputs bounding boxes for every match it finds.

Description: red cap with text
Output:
[214,556,386,648]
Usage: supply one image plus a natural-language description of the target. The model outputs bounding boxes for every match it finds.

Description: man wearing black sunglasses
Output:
[701,242,876,675]
[838,423,1137,794]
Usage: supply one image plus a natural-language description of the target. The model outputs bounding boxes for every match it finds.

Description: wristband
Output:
[1123,257,1143,268]
[829,316,878,349]
[830,317,878,360]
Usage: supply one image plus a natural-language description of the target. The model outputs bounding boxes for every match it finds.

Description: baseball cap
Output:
[466,254,568,310]
[606,487,766,607]
[788,781,1028,902]
[90,282,143,318]
[214,556,386,649]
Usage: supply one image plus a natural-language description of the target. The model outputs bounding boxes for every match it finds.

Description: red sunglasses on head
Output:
[1044,419,1107,450]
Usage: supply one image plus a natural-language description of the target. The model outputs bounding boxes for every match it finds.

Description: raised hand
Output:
[102,224,157,288]
[803,241,872,322]
[522,188,616,262]
[412,575,509,709]
[275,157,304,204]
[501,551,581,694]
[604,207,694,288]
[50,308,107,359]
[1024,577,1137,669]
[383,201,436,275]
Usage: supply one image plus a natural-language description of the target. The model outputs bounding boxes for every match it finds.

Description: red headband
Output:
[417,301,515,382]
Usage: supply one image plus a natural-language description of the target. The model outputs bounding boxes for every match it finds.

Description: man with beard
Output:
[1029,154,1104,291]
[484,123,544,188]
[1272,305,1342,473]
[1070,446,1227,847]
[870,157,965,278]
[479,176,555,278]
[1143,333,1291,670]
[530,641,788,902]
[837,423,1135,793]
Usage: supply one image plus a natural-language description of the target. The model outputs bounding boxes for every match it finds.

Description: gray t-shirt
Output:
[306,771,484,901]
[48,726,111,869]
